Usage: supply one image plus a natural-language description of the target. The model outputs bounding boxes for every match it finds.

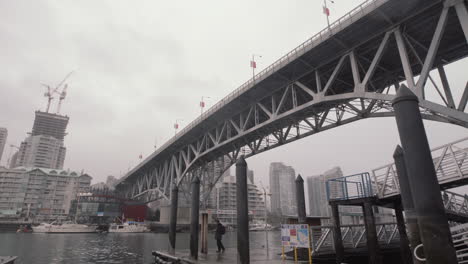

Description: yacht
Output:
[32,221,97,233]
[109,221,149,233]
[249,222,273,231]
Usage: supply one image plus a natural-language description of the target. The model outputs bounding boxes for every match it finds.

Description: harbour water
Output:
[0,231,282,264]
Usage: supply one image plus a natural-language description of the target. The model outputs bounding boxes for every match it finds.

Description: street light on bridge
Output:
[323,0,334,30]
[174,119,183,136]
[200,96,210,115]
[251,54,262,83]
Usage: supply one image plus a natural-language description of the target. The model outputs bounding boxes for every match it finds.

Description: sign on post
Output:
[280,224,310,248]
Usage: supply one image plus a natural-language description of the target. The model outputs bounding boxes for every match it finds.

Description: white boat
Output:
[249,222,273,231]
[32,221,97,233]
[32,223,53,233]
[109,221,149,233]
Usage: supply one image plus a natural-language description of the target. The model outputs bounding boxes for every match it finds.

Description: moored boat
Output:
[109,221,149,233]
[32,221,97,233]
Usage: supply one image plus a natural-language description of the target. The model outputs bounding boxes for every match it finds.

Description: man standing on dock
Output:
[215,220,225,253]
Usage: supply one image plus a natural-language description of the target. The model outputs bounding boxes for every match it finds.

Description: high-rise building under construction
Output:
[0,127,7,164]
[12,111,69,169]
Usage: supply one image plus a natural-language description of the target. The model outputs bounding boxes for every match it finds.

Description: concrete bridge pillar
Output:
[200,213,208,254]
[362,201,382,264]
[393,84,457,264]
[236,156,250,264]
[330,203,344,264]
[190,176,200,259]
[394,145,421,264]
[295,174,307,224]
[394,201,413,264]
[169,185,179,254]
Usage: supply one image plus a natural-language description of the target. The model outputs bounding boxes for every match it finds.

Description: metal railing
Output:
[443,190,468,218]
[450,223,468,263]
[326,172,374,201]
[119,0,389,182]
[372,137,468,199]
[310,222,399,254]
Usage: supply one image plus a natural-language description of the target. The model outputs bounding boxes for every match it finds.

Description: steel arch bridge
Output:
[115,0,468,203]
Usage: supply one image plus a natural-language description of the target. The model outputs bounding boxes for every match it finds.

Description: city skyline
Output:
[1,0,467,188]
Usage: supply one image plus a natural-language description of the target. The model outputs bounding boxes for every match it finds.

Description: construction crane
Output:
[41,71,73,113]
[55,84,67,114]
[41,84,54,113]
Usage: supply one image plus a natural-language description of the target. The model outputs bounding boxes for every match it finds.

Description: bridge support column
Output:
[394,201,413,264]
[295,174,306,224]
[394,145,421,264]
[236,156,250,264]
[169,185,179,254]
[362,201,382,264]
[201,213,208,254]
[330,203,344,264]
[392,84,457,264]
[190,176,200,260]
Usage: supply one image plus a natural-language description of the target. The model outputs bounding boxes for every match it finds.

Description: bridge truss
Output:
[116,0,468,203]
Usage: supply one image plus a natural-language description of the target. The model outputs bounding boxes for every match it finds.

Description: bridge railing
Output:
[326,172,374,201]
[310,222,399,254]
[444,190,468,217]
[120,0,389,183]
[371,137,468,199]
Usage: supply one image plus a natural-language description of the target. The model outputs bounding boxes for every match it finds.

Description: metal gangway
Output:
[372,137,468,199]
[310,221,468,263]
[310,222,400,255]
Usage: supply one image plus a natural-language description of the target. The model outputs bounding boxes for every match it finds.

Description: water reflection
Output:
[0,231,281,264]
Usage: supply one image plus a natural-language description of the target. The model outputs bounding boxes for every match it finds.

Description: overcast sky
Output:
[1,0,467,197]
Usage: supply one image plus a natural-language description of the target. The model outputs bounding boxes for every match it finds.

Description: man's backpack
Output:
[220,224,226,235]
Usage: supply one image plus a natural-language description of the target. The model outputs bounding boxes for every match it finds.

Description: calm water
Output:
[0,231,281,264]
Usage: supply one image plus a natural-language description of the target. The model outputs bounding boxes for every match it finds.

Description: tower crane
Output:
[41,71,74,113]
[56,84,67,114]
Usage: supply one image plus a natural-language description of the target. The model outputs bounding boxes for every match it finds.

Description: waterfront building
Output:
[12,111,69,169]
[0,166,91,222]
[0,128,7,165]
[214,170,265,226]
[269,162,297,216]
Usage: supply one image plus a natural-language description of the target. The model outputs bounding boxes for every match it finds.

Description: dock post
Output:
[236,156,250,264]
[392,84,457,263]
[295,174,307,224]
[201,212,208,254]
[330,203,344,264]
[190,176,200,260]
[394,145,420,264]
[169,185,179,254]
[394,201,413,264]
[362,201,382,264]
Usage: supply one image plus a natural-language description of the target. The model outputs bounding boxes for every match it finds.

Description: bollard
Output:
[392,84,457,263]
[190,176,200,259]
[169,185,179,253]
[236,156,250,264]
[362,201,382,264]
[394,145,420,264]
[295,174,307,224]
[330,203,344,264]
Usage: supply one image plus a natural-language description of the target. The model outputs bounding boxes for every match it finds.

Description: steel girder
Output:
[118,0,468,203]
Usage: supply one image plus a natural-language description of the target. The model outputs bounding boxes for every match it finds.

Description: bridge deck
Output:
[118,0,467,185]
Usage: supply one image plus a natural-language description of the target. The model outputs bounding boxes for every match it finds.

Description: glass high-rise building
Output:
[269,162,297,216]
